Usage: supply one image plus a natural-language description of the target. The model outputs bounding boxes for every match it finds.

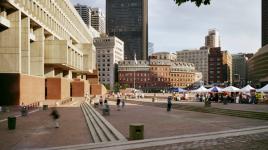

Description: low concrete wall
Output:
[46,77,70,100]
[0,73,45,106]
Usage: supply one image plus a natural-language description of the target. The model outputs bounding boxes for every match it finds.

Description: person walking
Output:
[116,96,121,111]
[121,98,125,109]
[167,96,172,112]
[99,96,103,106]
[50,107,60,128]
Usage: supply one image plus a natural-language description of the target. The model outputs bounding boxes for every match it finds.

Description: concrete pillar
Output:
[0,10,21,73]
[21,17,30,74]
[30,27,44,76]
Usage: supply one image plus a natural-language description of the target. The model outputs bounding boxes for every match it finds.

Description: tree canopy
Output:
[174,0,211,7]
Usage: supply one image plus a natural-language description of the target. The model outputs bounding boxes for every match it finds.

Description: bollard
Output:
[129,124,144,140]
[8,116,16,130]
[43,105,48,110]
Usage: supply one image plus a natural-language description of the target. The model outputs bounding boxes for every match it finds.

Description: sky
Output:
[71,0,261,54]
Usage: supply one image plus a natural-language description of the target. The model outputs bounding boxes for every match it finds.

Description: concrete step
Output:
[84,102,126,142]
[80,103,101,143]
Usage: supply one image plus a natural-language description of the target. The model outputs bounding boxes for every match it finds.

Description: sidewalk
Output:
[96,100,268,140]
[0,99,92,150]
[127,98,268,113]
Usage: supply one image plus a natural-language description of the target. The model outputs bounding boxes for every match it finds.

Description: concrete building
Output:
[176,48,209,84]
[208,48,232,85]
[262,0,268,47]
[222,51,232,85]
[232,53,248,87]
[94,36,124,89]
[118,52,200,91]
[248,45,268,86]
[106,0,148,60]
[91,8,105,34]
[205,29,220,49]
[0,0,99,106]
[74,4,91,28]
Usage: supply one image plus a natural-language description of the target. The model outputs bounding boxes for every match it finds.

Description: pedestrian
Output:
[99,96,103,106]
[121,98,125,109]
[50,107,60,128]
[116,96,121,111]
[167,96,172,112]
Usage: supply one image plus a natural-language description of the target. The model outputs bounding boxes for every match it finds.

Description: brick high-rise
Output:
[106,0,148,60]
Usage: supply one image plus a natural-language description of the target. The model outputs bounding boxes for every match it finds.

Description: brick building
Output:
[118,52,200,91]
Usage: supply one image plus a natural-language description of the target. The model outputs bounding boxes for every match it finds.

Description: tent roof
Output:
[191,86,209,93]
[208,86,222,92]
[257,84,268,92]
[222,86,240,92]
[240,85,255,92]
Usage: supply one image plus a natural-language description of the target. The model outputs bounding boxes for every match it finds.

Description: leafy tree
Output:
[174,0,211,7]
[113,82,120,93]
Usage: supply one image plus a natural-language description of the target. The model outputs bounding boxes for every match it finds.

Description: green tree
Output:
[174,0,211,7]
[113,82,120,93]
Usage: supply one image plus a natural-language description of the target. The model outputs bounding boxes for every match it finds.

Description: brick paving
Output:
[98,101,268,140]
[132,132,268,150]
[0,99,92,150]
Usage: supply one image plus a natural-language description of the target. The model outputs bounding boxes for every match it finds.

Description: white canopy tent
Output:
[222,86,240,92]
[191,86,209,93]
[257,84,268,92]
[240,85,255,93]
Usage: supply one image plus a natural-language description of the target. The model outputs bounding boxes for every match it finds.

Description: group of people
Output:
[196,92,258,104]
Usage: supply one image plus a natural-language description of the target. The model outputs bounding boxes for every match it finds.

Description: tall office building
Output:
[91,8,106,34]
[75,4,91,28]
[205,29,220,48]
[106,0,148,60]
[232,53,248,87]
[262,0,268,47]
[94,36,124,89]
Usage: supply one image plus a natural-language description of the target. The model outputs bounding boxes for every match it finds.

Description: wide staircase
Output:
[80,101,127,143]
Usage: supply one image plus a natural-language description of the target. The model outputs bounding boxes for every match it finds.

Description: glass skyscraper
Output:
[106,0,148,60]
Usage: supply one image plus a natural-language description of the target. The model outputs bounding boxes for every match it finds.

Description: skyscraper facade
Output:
[106,0,148,60]
[205,29,220,49]
[262,0,268,47]
[91,8,106,34]
[75,4,91,28]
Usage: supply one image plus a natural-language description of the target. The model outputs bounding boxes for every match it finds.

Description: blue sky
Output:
[71,0,261,54]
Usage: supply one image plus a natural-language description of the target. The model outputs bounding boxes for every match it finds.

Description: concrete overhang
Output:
[0,16,10,29]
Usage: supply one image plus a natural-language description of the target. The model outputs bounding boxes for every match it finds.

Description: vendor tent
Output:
[208,86,222,92]
[171,87,187,93]
[222,86,240,92]
[191,86,209,93]
[257,84,268,92]
[240,85,255,93]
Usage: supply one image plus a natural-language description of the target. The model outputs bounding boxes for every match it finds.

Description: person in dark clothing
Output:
[116,97,121,111]
[167,96,172,112]
[50,107,60,128]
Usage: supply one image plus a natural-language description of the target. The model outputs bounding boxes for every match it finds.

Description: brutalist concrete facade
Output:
[0,0,97,105]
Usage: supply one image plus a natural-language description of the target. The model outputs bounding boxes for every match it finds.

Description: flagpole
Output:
[134,53,137,90]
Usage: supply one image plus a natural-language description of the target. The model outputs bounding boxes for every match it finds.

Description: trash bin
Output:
[8,116,16,130]
[43,105,48,110]
[129,124,144,140]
